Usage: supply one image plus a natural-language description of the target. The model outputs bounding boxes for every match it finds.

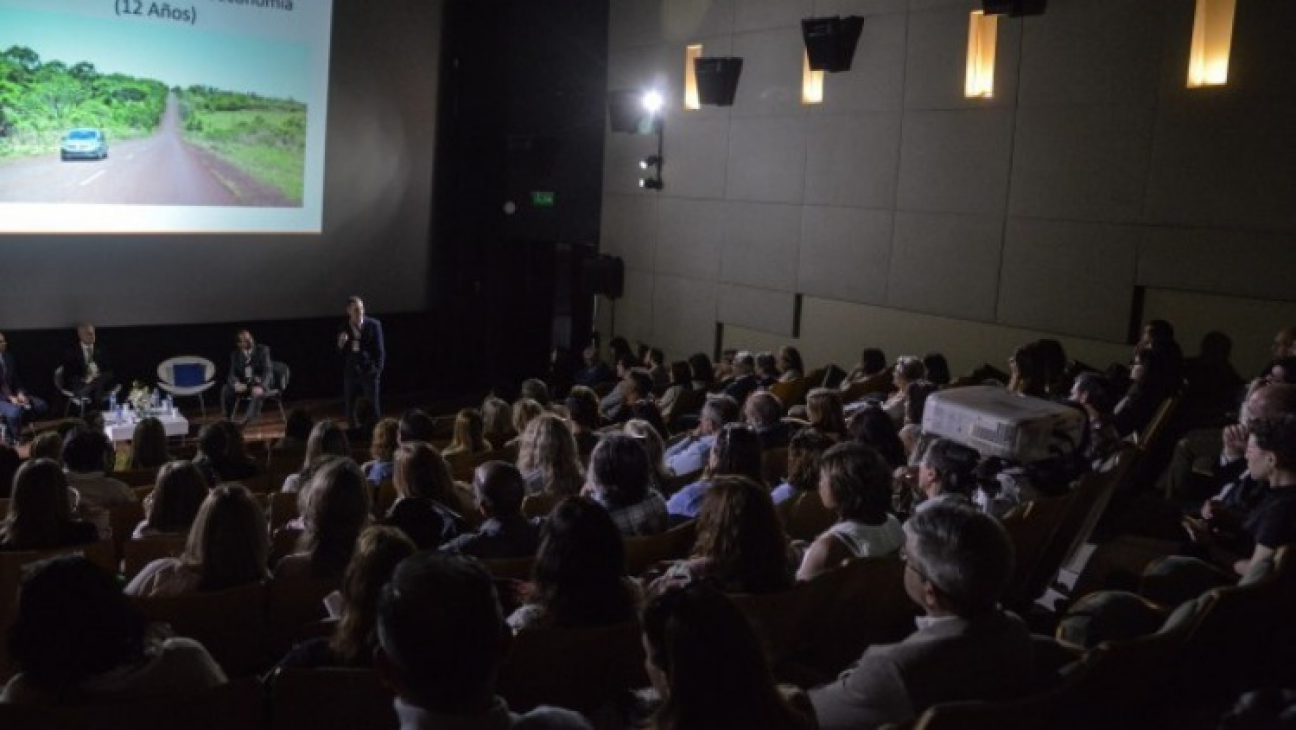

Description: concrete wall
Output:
[598,0,1296,378]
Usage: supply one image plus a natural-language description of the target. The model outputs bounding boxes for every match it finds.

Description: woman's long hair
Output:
[530,497,632,629]
[182,484,270,591]
[129,417,171,469]
[329,525,416,665]
[299,458,371,580]
[692,476,792,594]
[0,459,80,550]
[642,585,811,729]
[516,413,584,497]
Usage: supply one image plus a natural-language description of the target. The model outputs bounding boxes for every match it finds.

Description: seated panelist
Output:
[221,329,273,425]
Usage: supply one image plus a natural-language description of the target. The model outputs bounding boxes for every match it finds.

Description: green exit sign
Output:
[531,191,556,208]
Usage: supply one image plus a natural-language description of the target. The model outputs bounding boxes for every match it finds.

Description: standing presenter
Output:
[337,295,384,428]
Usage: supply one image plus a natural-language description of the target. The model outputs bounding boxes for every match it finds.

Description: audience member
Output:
[520,378,552,410]
[667,423,764,521]
[1007,342,1049,399]
[912,438,979,512]
[277,457,372,582]
[608,370,668,438]
[365,417,400,486]
[771,428,835,505]
[27,431,63,464]
[921,352,951,387]
[441,461,540,559]
[723,352,760,405]
[654,476,794,595]
[754,352,780,389]
[275,408,315,454]
[128,417,172,470]
[282,420,350,493]
[375,552,592,729]
[397,408,437,445]
[385,442,466,550]
[563,385,602,462]
[599,354,639,420]
[3,555,227,704]
[687,352,715,391]
[841,347,888,390]
[516,413,584,498]
[643,347,669,389]
[213,419,259,480]
[663,395,739,477]
[62,427,135,526]
[847,404,906,469]
[624,419,673,495]
[797,442,903,581]
[639,584,815,729]
[574,344,613,388]
[657,361,693,423]
[584,433,667,536]
[507,497,638,632]
[745,390,791,451]
[276,525,416,670]
[809,501,1032,728]
[1069,372,1123,467]
[882,356,925,424]
[481,396,516,448]
[132,461,208,539]
[898,381,939,460]
[777,346,805,383]
[126,484,270,597]
[806,387,849,441]
[0,459,99,551]
[443,408,494,458]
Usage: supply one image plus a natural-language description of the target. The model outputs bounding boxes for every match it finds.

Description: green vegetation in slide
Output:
[178,86,306,204]
[0,44,166,156]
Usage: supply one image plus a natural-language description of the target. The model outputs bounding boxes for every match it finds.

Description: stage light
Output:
[639,177,664,190]
[641,89,664,115]
[639,155,662,170]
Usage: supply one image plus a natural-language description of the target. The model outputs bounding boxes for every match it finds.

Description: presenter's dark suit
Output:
[61,343,114,410]
[0,351,49,444]
[338,317,384,427]
[222,344,274,422]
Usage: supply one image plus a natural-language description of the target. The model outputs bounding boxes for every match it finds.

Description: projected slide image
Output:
[0,0,332,233]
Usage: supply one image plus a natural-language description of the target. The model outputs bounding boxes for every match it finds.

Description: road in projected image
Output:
[0,92,291,207]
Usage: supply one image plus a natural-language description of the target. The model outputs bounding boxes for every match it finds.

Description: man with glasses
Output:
[221,329,273,425]
[663,394,739,477]
[0,333,48,444]
[810,501,1033,729]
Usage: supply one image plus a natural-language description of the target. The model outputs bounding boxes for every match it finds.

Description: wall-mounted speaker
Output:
[582,254,624,300]
[694,57,743,107]
[982,0,1047,16]
[801,16,864,73]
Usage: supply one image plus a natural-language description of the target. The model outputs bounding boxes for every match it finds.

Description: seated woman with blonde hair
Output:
[441,408,493,458]
[126,484,270,597]
[516,413,584,499]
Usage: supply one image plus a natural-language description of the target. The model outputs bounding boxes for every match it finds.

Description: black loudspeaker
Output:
[582,255,624,300]
[801,16,864,73]
[694,57,744,106]
[982,0,1047,16]
[607,91,643,133]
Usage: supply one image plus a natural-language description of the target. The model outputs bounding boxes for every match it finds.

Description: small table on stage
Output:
[103,412,190,442]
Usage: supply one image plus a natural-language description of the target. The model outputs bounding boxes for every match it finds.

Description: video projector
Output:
[921,385,1085,463]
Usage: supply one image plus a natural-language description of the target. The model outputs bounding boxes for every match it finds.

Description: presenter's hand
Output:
[251,386,265,398]
[337,332,348,349]
[234,383,248,394]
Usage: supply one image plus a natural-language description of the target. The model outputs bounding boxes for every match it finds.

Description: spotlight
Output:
[640,89,664,115]
[639,155,662,170]
[639,177,664,190]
